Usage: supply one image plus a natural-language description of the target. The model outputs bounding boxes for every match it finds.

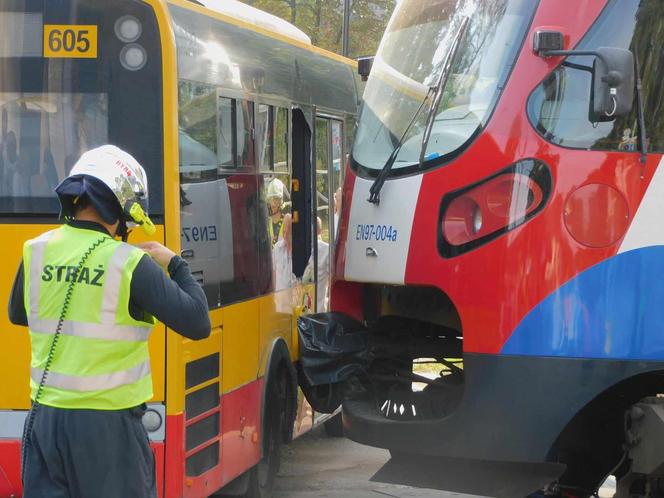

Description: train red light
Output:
[439,160,551,257]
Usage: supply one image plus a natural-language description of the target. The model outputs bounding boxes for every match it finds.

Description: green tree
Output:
[243,0,395,57]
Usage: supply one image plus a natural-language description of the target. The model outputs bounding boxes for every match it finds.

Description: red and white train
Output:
[326,0,664,496]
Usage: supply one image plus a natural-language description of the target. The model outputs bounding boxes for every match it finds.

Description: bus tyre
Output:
[244,370,287,498]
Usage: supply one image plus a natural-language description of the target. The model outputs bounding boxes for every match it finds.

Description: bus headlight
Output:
[142,408,162,433]
[120,43,147,71]
[115,15,142,43]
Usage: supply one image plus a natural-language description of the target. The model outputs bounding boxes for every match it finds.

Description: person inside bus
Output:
[267,177,290,246]
[334,187,342,235]
[7,145,211,498]
[273,212,294,291]
[303,217,330,312]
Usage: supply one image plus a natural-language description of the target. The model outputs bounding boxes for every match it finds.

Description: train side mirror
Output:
[590,47,635,122]
[535,32,636,122]
[357,56,374,82]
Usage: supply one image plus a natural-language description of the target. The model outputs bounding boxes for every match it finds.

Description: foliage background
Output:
[241,0,395,57]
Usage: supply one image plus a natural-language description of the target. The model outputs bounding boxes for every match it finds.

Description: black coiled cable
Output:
[21,236,109,483]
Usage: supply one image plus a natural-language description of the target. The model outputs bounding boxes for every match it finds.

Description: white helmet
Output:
[56,145,155,235]
[266,177,286,200]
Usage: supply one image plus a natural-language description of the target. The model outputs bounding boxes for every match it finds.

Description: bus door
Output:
[290,108,313,302]
[313,116,344,312]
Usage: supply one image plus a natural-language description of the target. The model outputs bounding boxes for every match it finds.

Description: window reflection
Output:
[178,82,217,155]
[256,104,273,171]
[0,92,108,213]
[274,107,288,172]
[179,81,274,309]
[352,0,536,173]
[237,99,254,167]
[219,97,235,168]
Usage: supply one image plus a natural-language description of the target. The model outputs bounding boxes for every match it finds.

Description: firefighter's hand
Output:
[135,242,176,267]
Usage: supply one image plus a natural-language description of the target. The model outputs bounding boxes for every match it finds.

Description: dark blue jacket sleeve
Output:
[129,255,211,340]
[8,261,27,326]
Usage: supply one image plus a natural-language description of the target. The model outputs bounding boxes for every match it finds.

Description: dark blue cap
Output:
[55,174,123,225]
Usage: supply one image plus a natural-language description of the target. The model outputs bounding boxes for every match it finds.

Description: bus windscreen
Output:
[0,12,43,57]
[0,93,108,214]
[0,0,164,218]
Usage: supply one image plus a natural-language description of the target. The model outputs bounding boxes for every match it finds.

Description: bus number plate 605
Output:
[43,25,98,59]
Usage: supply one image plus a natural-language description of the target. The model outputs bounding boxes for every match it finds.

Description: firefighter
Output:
[267,177,289,246]
[7,145,211,498]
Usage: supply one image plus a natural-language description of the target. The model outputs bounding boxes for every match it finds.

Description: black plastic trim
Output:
[185,353,220,389]
[185,382,220,420]
[186,412,220,451]
[186,441,219,476]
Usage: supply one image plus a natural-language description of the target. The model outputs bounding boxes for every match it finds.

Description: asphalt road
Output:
[275,426,487,498]
[273,427,616,498]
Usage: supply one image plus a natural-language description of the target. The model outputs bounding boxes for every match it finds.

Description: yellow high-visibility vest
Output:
[23,224,156,409]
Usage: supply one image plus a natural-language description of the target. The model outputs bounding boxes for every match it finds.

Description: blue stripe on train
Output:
[501,246,664,360]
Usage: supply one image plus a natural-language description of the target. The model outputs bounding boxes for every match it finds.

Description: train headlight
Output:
[120,43,147,71]
[439,160,552,257]
[115,15,142,43]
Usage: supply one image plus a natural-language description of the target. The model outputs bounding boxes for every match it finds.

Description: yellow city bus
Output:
[0,1,360,497]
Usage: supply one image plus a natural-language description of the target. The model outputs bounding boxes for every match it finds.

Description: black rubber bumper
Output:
[343,353,664,462]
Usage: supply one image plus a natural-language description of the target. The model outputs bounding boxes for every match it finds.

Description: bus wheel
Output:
[244,370,287,498]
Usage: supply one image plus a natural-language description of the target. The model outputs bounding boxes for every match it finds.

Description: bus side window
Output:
[236,99,254,168]
[274,107,288,173]
[215,98,270,305]
[218,97,236,168]
[331,120,343,238]
[178,81,225,308]
[312,118,331,312]
[256,104,273,171]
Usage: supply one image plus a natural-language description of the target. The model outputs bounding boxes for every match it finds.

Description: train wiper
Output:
[368,86,435,204]
[418,17,470,167]
[367,18,471,205]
